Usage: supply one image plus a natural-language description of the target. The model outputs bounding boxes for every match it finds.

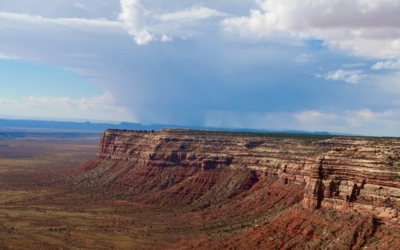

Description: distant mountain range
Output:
[0,118,356,137]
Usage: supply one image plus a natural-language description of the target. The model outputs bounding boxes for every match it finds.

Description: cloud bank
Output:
[222,0,400,59]
[0,94,131,122]
[1,0,400,136]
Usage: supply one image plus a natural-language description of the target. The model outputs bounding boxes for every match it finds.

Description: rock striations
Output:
[73,129,400,225]
[303,138,400,224]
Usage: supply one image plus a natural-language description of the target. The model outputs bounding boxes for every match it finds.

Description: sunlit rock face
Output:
[303,138,400,224]
[74,129,400,224]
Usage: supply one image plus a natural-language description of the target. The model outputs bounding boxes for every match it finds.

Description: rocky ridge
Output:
[73,129,400,225]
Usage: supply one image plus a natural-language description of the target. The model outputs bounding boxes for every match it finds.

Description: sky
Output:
[1,0,400,136]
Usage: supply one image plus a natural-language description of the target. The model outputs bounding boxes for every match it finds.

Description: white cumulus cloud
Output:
[161,34,173,42]
[0,12,123,34]
[222,0,400,59]
[371,60,400,70]
[345,109,394,127]
[325,69,366,84]
[0,94,132,122]
[119,0,154,45]
[158,6,227,22]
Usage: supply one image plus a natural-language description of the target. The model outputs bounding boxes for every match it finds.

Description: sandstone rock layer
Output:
[73,129,400,225]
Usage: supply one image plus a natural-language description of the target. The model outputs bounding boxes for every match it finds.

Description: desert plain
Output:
[1,130,400,249]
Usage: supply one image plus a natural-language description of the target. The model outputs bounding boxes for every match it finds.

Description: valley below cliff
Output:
[1,129,400,249]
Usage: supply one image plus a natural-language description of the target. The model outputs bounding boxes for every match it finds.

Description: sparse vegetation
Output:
[1,133,400,249]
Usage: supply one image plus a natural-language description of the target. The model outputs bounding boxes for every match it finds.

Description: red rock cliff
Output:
[303,138,400,224]
[74,129,400,225]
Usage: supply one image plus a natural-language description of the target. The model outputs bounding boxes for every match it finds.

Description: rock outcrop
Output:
[73,129,400,225]
[303,138,400,224]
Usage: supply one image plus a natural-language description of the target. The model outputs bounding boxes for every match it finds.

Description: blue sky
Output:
[0,60,103,99]
[1,0,400,136]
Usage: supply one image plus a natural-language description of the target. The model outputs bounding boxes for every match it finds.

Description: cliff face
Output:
[303,138,400,224]
[73,129,328,207]
[73,129,400,225]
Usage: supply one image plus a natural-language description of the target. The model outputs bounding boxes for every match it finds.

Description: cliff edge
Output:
[72,129,400,225]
